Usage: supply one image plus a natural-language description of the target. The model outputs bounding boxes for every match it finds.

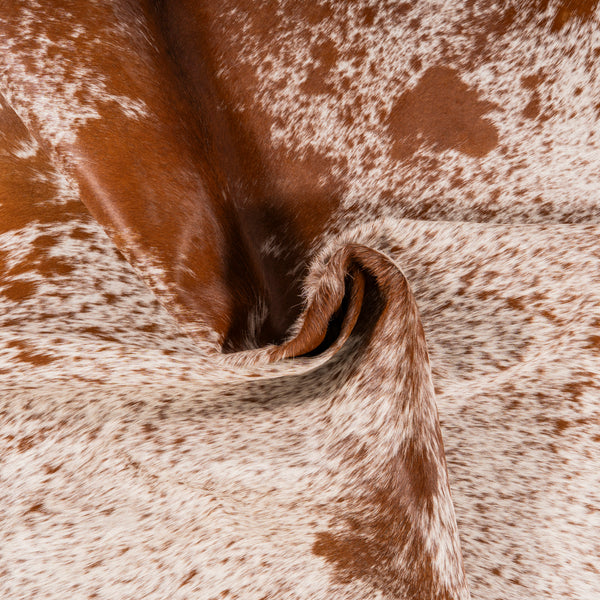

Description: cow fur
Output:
[1,2,599,599]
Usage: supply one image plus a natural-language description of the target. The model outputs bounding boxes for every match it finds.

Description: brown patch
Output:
[69,226,93,240]
[313,487,443,598]
[36,255,75,277]
[301,38,339,95]
[81,326,120,343]
[7,339,57,366]
[0,279,38,302]
[391,2,413,20]
[540,308,558,322]
[586,334,600,350]
[506,296,525,311]
[521,73,546,121]
[523,91,541,119]
[25,502,45,514]
[44,463,62,474]
[33,234,61,249]
[409,55,422,72]
[388,66,499,160]
[17,434,36,452]
[522,74,545,90]
[359,5,377,27]
[550,0,599,32]
[14,349,56,366]
[142,422,157,434]
[554,418,571,434]
[562,375,596,402]
[181,568,197,586]
[313,425,449,597]
[477,290,496,301]
[103,292,118,304]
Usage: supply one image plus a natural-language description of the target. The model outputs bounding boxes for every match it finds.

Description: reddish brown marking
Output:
[388,66,499,160]
[506,297,526,311]
[313,486,443,599]
[523,91,542,119]
[157,0,345,345]
[180,568,197,587]
[6,340,56,365]
[17,434,36,452]
[44,464,62,474]
[13,350,56,366]
[587,335,600,350]
[551,0,599,31]
[301,38,338,95]
[0,279,38,302]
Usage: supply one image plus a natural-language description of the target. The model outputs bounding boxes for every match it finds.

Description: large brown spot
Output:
[388,66,499,159]
[312,488,442,599]
[313,440,446,597]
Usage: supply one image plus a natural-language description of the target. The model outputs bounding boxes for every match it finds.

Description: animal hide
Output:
[1,1,599,599]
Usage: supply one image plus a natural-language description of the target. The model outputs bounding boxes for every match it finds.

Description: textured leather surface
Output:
[1,2,599,599]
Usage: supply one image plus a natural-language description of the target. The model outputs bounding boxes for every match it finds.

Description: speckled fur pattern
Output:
[1,2,600,600]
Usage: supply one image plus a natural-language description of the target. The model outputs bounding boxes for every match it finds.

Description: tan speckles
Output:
[388,66,499,160]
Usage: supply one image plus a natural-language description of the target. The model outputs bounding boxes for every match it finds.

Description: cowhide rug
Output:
[0,2,599,599]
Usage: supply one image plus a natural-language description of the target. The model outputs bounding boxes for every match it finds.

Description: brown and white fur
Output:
[1,2,599,599]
